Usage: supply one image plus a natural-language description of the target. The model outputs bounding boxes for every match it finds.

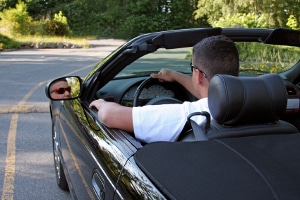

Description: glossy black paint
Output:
[46,28,300,199]
[50,98,165,199]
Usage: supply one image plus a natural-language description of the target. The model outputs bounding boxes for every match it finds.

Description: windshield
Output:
[116,42,299,78]
[115,47,192,78]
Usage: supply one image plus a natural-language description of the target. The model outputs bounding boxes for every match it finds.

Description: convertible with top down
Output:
[45,27,300,199]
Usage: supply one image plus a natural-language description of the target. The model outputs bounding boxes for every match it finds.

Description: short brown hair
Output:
[193,35,239,80]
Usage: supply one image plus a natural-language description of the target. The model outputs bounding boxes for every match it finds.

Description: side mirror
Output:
[45,76,82,100]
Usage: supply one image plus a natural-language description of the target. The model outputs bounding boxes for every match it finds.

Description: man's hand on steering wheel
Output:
[150,68,177,82]
[133,77,182,107]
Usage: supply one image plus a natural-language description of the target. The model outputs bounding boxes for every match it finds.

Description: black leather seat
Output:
[186,73,298,141]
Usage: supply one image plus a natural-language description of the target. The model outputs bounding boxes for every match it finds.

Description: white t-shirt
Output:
[132,98,210,143]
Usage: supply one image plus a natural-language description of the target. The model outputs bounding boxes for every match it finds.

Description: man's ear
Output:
[196,70,204,85]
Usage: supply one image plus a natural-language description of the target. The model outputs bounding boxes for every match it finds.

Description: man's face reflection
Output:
[50,80,71,99]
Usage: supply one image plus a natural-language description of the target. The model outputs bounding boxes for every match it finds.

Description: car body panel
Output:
[135,133,300,200]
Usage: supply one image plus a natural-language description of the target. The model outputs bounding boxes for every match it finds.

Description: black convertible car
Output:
[45,28,300,199]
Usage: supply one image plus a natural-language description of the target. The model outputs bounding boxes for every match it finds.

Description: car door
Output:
[57,99,130,199]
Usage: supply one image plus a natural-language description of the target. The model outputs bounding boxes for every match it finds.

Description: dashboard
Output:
[121,84,176,106]
[95,77,193,107]
[284,80,300,113]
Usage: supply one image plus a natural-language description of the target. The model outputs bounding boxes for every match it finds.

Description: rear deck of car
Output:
[134,133,300,200]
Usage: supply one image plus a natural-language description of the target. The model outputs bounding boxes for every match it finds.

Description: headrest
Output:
[208,74,287,125]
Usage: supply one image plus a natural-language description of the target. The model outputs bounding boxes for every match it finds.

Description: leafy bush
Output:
[0,34,20,50]
[0,1,33,36]
[287,15,299,30]
[41,11,70,36]
[42,20,70,36]
[0,2,70,36]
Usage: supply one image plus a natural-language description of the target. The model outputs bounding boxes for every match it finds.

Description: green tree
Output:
[0,0,32,35]
[42,10,70,36]
[194,0,300,28]
[0,0,18,11]
[115,0,199,38]
[1,0,231,38]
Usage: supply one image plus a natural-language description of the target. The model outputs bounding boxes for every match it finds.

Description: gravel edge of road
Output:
[0,103,49,114]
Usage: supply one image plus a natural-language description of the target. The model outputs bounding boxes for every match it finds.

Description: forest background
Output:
[0,0,299,49]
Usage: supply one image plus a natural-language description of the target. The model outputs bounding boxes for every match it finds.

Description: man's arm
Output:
[89,69,197,132]
[151,68,200,98]
[89,99,134,132]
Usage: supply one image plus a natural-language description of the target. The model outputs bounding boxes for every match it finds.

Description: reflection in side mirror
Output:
[45,76,81,100]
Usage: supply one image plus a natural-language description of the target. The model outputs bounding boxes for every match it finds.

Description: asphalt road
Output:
[0,39,125,200]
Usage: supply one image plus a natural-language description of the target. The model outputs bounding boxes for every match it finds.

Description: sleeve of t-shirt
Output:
[132,103,187,143]
[132,99,209,143]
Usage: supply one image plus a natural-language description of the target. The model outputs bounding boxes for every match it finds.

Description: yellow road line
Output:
[19,82,46,105]
[1,114,18,200]
[0,82,47,200]
[0,62,95,199]
[0,104,49,114]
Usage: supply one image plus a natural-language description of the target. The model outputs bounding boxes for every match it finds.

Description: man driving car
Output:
[89,35,239,143]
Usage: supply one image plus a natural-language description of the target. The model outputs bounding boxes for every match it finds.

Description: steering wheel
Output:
[133,77,182,107]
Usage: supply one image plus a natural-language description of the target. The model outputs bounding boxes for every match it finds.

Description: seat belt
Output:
[187,112,210,141]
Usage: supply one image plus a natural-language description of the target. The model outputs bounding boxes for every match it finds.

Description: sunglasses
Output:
[190,63,208,78]
[51,87,71,94]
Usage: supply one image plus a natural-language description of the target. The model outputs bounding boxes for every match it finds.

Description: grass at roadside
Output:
[0,33,94,50]
[0,34,21,50]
